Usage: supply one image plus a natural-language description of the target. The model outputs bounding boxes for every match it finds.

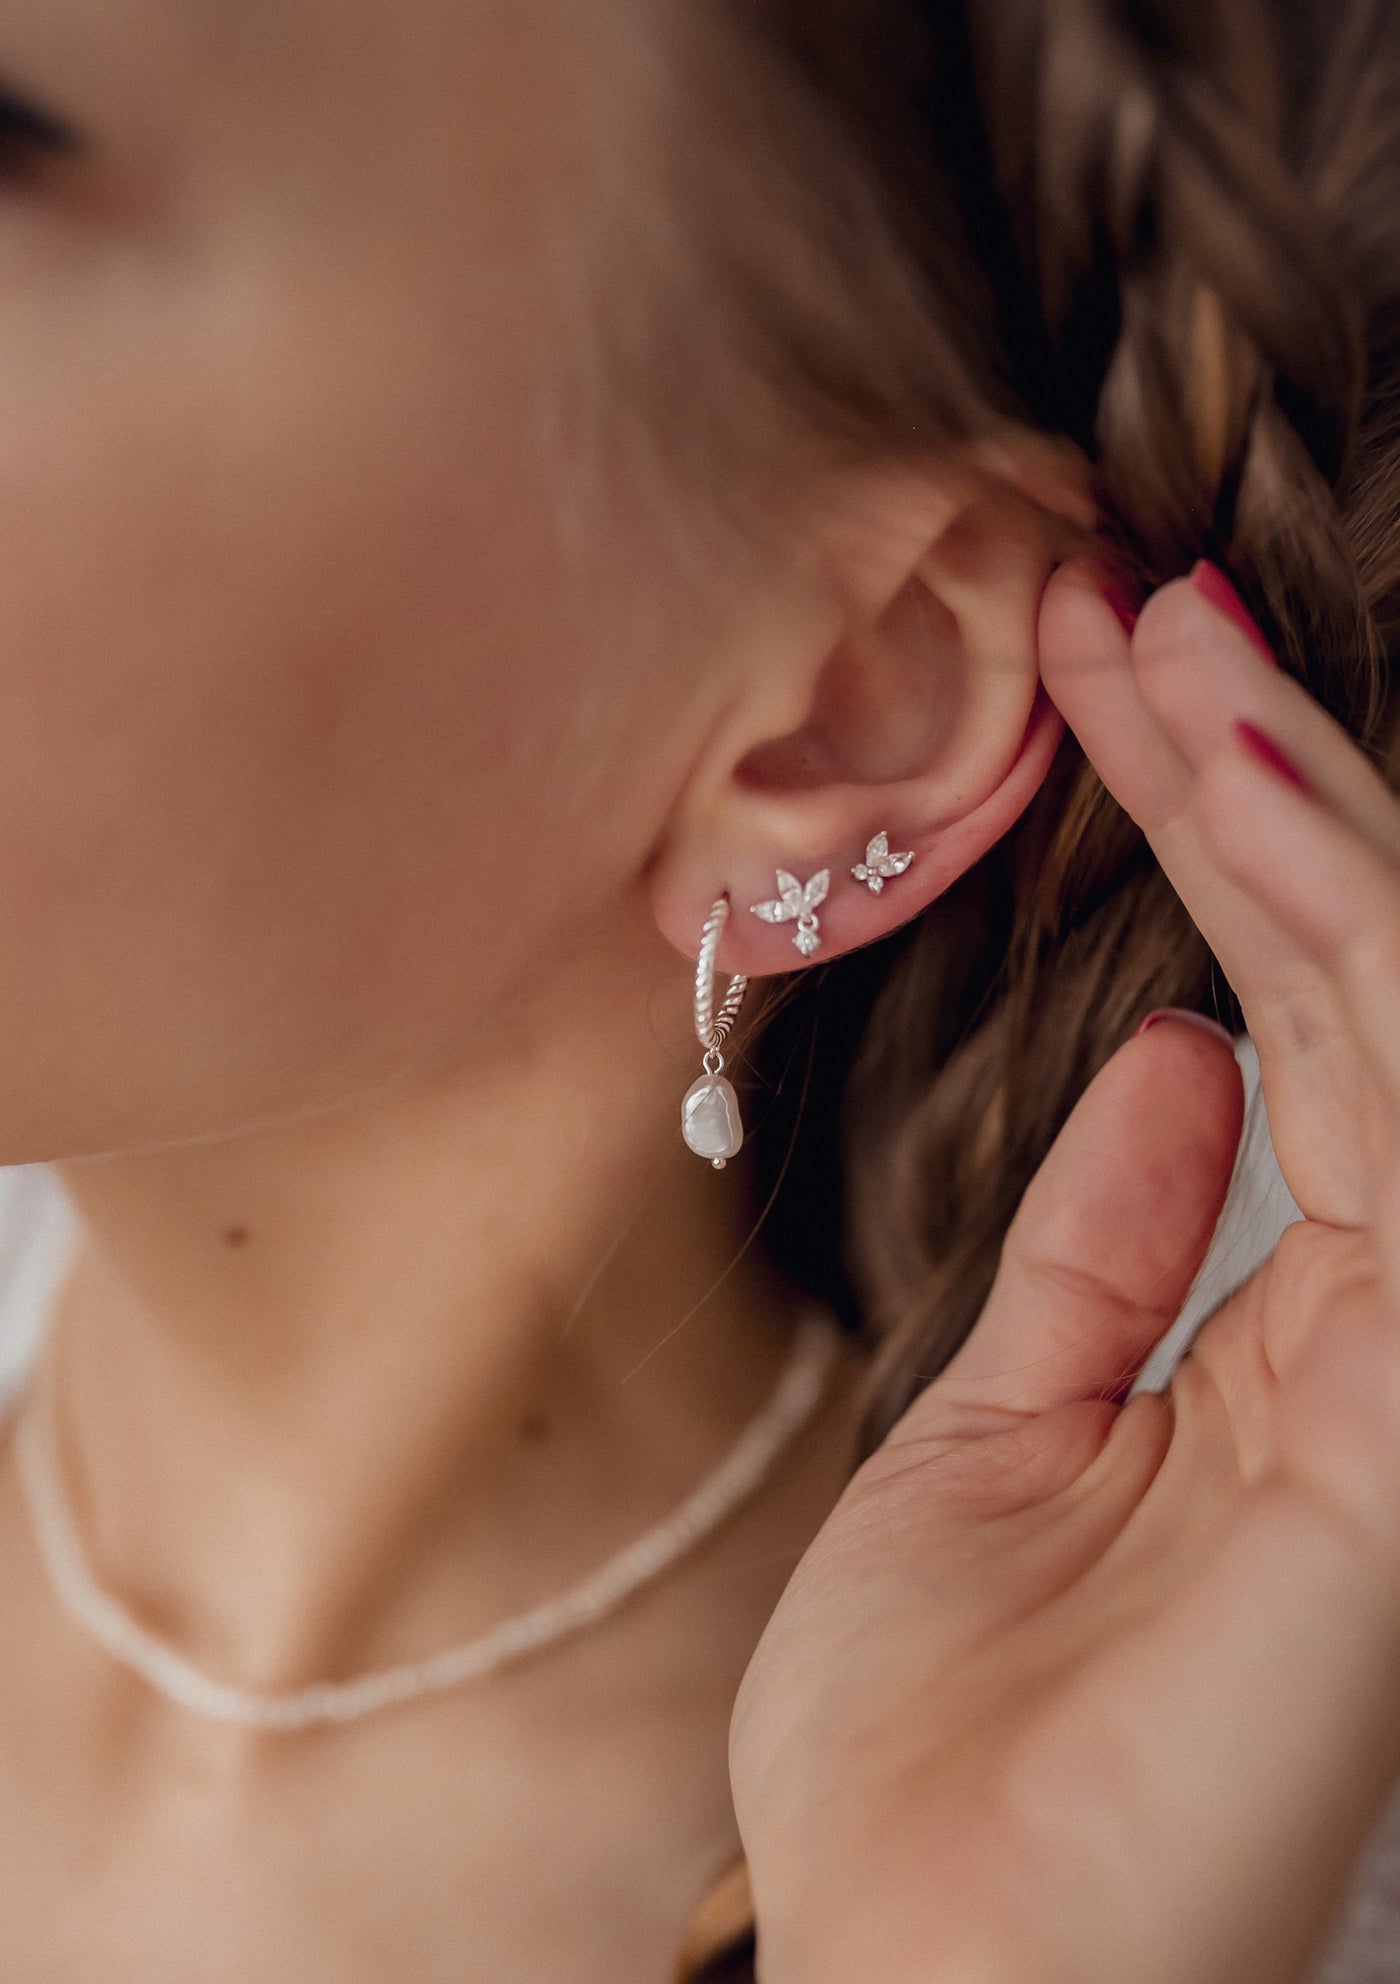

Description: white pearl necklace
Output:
[12,1307,843,1732]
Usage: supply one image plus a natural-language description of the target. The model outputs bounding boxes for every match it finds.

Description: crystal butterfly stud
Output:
[749,867,831,958]
[850,831,915,894]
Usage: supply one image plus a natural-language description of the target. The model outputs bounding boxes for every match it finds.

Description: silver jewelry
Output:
[749,868,830,958]
[13,1308,842,1732]
[682,894,748,1168]
[851,832,915,894]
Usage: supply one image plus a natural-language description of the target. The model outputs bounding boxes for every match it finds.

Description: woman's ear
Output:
[646,437,1092,972]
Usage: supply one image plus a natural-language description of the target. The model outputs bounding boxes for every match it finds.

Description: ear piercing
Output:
[689,833,913,1166]
[682,895,749,1168]
[749,868,831,958]
[746,833,915,959]
[851,831,915,894]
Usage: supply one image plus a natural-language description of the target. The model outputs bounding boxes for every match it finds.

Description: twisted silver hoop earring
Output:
[682,894,750,1169]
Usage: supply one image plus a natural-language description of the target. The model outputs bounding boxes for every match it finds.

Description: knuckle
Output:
[1260,1220,1376,1369]
[1130,613,1196,726]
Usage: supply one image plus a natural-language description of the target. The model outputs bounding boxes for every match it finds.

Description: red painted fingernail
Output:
[1098,577,1140,635]
[1190,560,1277,665]
[1134,1008,1237,1048]
[1233,719,1313,795]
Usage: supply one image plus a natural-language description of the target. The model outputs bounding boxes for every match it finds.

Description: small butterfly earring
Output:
[749,867,830,958]
[851,831,915,894]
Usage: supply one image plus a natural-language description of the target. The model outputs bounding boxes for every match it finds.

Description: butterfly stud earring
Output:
[749,867,830,958]
[851,831,915,894]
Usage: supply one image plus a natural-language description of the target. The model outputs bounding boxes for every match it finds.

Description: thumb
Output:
[916,1015,1244,1434]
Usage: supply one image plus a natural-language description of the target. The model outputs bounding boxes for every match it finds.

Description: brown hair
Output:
[646,0,1400,1465]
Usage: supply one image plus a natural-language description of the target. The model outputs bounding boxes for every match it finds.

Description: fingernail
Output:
[1190,560,1277,665]
[1098,577,1140,635]
[1233,719,1314,795]
[1135,1008,1237,1048]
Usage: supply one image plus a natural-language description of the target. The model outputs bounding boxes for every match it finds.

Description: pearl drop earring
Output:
[681,895,749,1168]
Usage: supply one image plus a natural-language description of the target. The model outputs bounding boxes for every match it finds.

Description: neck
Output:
[26,916,813,1698]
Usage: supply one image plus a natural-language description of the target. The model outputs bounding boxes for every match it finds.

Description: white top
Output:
[0,1057,1393,1978]
[1132,1034,1304,1393]
[0,1161,77,1411]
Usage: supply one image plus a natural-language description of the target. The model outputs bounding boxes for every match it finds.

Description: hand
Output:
[729,567,1400,1984]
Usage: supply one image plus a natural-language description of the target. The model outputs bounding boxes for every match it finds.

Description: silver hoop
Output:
[694,895,749,1065]
[682,895,750,1168]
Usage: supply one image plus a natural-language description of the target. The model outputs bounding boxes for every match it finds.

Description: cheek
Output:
[0,258,658,1158]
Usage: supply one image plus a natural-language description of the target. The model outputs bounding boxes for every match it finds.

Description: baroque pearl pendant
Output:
[682,1074,744,1168]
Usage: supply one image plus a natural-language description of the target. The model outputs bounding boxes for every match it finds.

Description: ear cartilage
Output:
[749,867,830,958]
[850,832,915,894]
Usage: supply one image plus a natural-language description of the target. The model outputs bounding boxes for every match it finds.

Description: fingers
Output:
[920,1016,1244,1429]
[1196,736,1400,1117]
[1039,562,1317,1009]
[1041,558,1385,1228]
[1125,569,1400,1131]
[1046,556,1400,891]
[1037,565,1191,834]
[925,553,1399,1435]
[1130,571,1400,862]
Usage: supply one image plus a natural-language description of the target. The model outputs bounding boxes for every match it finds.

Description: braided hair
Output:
[650,0,1400,1457]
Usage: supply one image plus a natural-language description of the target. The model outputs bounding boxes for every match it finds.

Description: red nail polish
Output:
[1134,1008,1237,1048]
[1233,719,1313,794]
[1191,561,1277,665]
[1099,578,1140,635]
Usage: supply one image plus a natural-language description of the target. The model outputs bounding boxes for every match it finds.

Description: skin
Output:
[0,0,1085,1976]
[740,575,1400,1984]
[20,1,1396,1978]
